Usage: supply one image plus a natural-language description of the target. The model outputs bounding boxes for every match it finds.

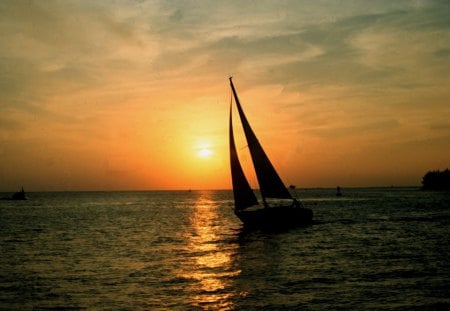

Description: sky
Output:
[1,0,449,191]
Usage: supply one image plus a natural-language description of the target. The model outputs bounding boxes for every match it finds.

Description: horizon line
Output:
[0,185,422,193]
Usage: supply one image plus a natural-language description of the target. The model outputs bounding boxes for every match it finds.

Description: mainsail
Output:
[229,78,292,206]
[229,102,258,210]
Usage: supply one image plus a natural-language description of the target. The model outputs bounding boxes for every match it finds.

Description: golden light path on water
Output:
[182,193,242,310]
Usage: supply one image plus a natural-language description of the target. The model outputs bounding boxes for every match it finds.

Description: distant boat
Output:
[336,186,342,197]
[228,78,313,229]
[1,186,27,200]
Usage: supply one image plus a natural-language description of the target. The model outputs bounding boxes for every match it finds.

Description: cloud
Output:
[3,0,448,101]
[263,6,450,91]
[305,118,400,138]
[429,120,450,131]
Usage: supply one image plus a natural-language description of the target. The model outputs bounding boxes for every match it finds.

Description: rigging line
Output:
[238,140,263,154]
[238,140,260,151]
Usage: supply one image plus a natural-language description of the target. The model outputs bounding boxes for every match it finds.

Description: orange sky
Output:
[1,1,449,191]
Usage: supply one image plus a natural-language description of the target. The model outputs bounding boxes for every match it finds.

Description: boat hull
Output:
[235,206,313,230]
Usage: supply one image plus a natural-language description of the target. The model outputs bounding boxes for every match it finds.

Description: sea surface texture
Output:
[1,188,449,310]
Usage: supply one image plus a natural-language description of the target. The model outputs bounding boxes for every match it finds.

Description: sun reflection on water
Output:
[181,192,240,310]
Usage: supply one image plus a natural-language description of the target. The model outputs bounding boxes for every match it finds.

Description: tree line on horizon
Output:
[421,169,450,191]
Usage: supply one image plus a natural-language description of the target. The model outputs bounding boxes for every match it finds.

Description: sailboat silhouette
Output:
[229,78,313,229]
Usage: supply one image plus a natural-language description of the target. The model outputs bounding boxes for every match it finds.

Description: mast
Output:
[229,77,292,205]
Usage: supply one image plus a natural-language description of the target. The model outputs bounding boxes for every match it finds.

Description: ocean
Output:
[1,188,449,310]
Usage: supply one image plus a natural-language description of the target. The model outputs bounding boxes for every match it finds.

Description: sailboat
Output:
[12,186,26,200]
[229,77,313,229]
[1,186,27,200]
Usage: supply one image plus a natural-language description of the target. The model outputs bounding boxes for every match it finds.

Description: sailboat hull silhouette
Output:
[229,78,313,229]
[235,205,313,229]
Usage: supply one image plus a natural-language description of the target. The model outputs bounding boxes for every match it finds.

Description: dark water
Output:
[1,188,449,310]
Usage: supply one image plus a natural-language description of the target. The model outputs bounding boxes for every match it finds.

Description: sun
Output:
[198,148,213,158]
